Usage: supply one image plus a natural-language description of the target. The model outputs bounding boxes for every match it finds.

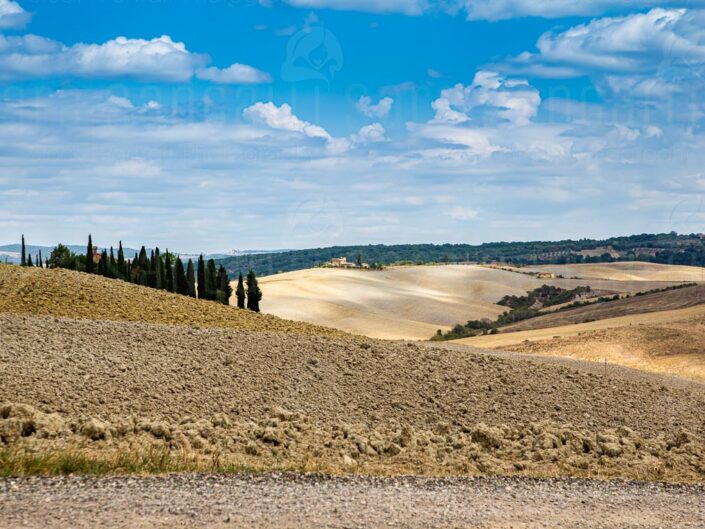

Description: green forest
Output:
[218,232,705,277]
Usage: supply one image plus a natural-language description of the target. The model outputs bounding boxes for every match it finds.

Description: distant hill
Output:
[218,232,705,277]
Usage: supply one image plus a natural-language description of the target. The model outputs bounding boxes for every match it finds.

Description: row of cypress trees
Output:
[19,234,262,312]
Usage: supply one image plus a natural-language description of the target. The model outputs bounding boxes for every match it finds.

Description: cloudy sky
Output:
[1,0,705,252]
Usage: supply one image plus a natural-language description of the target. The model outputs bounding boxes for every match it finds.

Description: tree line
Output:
[18,234,262,311]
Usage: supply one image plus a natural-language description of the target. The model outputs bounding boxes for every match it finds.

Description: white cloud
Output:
[280,0,705,20]
[351,123,387,143]
[0,33,270,84]
[244,101,330,139]
[509,8,705,77]
[460,0,705,21]
[196,63,271,84]
[431,71,540,126]
[243,101,352,153]
[282,0,427,15]
[0,0,30,29]
[356,96,394,119]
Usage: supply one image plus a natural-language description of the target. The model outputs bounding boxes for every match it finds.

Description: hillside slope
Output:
[460,305,705,381]
[252,264,698,340]
[513,262,705,282]
[502,284,705,333]
[0,264,345,338]
[3,312,705,480]
[253,266,544,340]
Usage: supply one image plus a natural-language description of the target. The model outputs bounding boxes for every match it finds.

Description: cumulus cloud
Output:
[431,71,540,126]
[280,0,705,20]
[460,0,705,21]
[0,33,270,83]
[351,123,387,143]
[243,101,354,153]
[356,96,394,119]
[0,0,30,29]
[196,64,271,84]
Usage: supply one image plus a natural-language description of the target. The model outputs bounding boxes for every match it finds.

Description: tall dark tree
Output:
[38,249,43,269]
[27,254,33,267]
[155,253,165,290]
[109,247,115,278]
[205,259,218,300]
[98,250,108,276]
[117,241,126,279]
[236,272,246,309]
[164,252,174,292]
[186,259,197,298]
[174,257,189,295]
[246,270,262,312]
[217,265,232,305]
[20,234,26,267]
[197,255,206,300]
[86,234,94,274]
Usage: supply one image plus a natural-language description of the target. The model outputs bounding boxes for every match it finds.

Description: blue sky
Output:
[2,0,705,252]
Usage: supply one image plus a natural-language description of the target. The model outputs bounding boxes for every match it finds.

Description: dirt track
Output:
[2,473,704,529]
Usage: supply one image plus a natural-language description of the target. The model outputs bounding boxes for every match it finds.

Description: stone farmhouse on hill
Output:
[329,256,369,269]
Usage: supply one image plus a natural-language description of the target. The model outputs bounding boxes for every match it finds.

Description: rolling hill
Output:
[252,264,700,340]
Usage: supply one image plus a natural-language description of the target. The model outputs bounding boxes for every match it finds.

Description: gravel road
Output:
[2,473,703,529]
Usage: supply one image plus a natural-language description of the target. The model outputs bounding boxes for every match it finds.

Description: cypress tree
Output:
[186,259,197,298]
[109,247,115,278]
[218,265,232,305]
[236,272,246,309]
[197,255,206,300]
[149,250,156,288]
[99,250,108,276]
[205,259,217,300]
[117,241,125,279]
[155,254,164,290]
[164,252,174,292]
[20,234,26,266]
[38,249,43,269]
[174,257,189,296]
[27,254,33,267]
[86,234,94,274]
[246,270,262,312]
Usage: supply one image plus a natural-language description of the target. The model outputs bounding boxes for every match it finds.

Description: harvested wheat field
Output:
[253,264,699,340]
[253,265,541,340]
[461,305,705,381]
[513,262,705,282]
[0,264,345,338]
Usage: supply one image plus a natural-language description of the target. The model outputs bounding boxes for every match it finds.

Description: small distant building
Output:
[329,256,369,269]
[536,272,555,280]
[92,246,101,264]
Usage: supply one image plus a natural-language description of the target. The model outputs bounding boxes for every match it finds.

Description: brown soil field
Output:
[252,264,693,340]
[2,312,705,481]
[0,264,345,338]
